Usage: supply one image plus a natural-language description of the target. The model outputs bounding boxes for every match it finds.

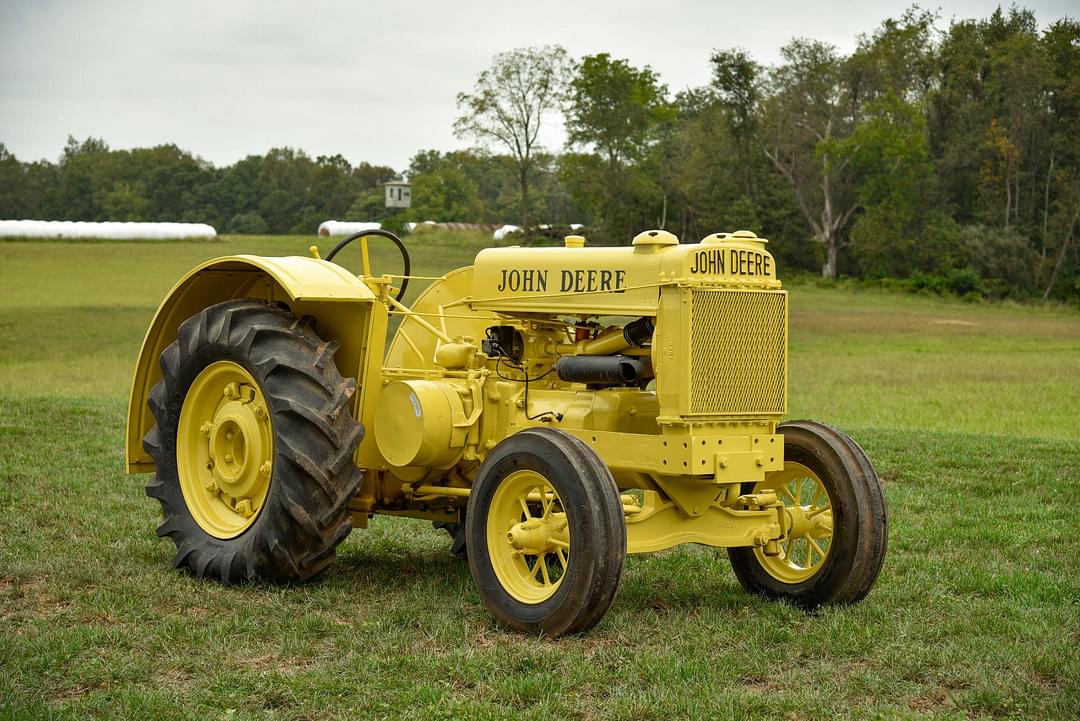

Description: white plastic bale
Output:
[317,220,382,237]
[0,219,216,240]
[492,224,522,241]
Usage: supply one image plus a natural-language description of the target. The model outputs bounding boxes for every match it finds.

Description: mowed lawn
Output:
[1,234,1078,720]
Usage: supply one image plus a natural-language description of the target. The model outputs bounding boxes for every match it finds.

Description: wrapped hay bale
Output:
[317,221,382,237]
[0,220,216,240]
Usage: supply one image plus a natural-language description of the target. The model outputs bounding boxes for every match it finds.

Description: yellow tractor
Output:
[126,228,887,635]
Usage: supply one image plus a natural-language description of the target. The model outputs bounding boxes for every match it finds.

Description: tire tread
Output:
[142,299,364,584]
[728,420,887,608]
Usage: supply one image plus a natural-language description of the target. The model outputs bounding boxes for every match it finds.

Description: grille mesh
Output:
[689,290,787,416]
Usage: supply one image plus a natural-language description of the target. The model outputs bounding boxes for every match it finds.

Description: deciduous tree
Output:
[455,46,570,240]
[564,53,673,243]
[759,40,858,278]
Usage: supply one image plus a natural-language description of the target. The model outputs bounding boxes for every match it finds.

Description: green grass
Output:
[1,233,1079,719]
[0,232,485,397]
[786,285,1080,439]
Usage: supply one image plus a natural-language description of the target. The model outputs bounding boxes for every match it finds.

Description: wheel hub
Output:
[177,362,274,537]
[754,461,833,583]
[486,470,571,604]
[205,398,268,506]
[785,504,833,538]
[506,516,569,556]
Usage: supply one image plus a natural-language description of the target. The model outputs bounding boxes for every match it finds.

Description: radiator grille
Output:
[689,290,787,416]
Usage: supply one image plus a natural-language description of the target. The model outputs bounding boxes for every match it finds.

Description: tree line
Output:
[0,138,397,236]
[1,6,1077,301]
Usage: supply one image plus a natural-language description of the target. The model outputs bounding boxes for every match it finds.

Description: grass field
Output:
[1,232,1079,720]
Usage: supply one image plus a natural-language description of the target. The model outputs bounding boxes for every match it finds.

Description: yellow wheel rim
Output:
[177,361,274,539]
[754,462,834,584]
[487,470,570,604]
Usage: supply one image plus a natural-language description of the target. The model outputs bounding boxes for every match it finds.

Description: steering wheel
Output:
[324,229,411,302]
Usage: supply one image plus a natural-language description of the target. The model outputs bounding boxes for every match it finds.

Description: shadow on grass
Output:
[333,544,467,587]
[329,537,762,617]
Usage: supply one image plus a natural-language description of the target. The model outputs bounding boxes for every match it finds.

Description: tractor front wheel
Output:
[466,428,626,636]
[728,420,887,607]
[143,299,364,583]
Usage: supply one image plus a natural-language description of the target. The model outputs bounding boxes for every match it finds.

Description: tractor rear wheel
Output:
[466,428,626,636]
[143,299,364,583]
[728,421,887,608]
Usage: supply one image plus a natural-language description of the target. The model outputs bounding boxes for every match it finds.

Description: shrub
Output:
[958,225,1037,292]
[903,267,984,297]
[942,267,982,295]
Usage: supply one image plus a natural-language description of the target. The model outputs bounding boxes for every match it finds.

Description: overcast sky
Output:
[1,0,1075,172]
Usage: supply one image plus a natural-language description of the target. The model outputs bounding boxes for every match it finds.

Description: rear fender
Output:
[126,255,379,473]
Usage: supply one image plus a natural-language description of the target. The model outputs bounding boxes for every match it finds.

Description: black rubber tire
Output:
[143,299,364,583]
[465,428,626,636]
[727,420,888,608]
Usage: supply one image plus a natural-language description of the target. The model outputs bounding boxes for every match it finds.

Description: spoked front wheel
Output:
[728,421,887,608]
[466,428,626,636]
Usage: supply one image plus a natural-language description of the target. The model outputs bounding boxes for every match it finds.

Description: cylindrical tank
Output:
[374,380,466,468]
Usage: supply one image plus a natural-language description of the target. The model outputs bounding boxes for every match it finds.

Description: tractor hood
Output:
[467,229,782,316]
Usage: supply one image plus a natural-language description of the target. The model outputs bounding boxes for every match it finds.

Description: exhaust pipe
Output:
[555,355,653,385]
